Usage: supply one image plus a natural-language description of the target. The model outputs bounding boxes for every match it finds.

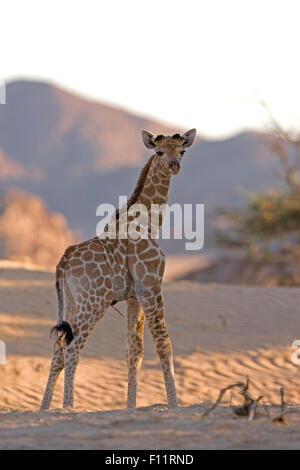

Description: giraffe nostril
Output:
[169,161,174,168]
[169,160,179,169]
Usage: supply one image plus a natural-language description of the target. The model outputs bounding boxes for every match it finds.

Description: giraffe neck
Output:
[135,155,171,222]
[103,155,172,240]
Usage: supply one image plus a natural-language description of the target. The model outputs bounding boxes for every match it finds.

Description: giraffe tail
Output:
[49,274,74,345]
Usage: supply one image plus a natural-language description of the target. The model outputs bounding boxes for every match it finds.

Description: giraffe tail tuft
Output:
[49,321,74,345]
[50,271,74,345]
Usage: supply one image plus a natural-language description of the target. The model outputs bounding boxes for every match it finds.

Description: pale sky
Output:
[2,0,300,138]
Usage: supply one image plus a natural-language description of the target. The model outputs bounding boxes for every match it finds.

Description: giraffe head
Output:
[141,129,196,175]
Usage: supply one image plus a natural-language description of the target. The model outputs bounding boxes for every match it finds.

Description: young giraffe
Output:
[40,128,196,410]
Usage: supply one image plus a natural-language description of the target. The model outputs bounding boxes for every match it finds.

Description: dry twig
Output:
[272,386,286,425]
[203,377,263,421]
[234,377,263,419]
[248,396,263,422]
[202,377,288,424]
[202,382,244,418]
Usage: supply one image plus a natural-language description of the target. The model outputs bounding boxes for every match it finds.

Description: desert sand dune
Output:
[1,260,300,449]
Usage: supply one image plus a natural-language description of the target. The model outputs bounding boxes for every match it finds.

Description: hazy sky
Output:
[2,0,300,138]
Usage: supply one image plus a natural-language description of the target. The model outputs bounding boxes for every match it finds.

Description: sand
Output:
[1,259,300,449]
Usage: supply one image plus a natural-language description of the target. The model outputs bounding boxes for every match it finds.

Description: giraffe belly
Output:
[111,275,135,302]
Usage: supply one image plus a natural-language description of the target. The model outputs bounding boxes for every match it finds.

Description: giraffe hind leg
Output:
[40,340,64,410]
[41,284,76,410]
[62,312,98,409]
[62,293,114,408]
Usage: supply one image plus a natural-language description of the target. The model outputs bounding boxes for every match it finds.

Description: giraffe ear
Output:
[142,130,155,149]
[182,128,196,148]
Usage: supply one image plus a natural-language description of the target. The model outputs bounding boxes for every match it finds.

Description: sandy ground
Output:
[163,254,211,282]
[1,259,300,449]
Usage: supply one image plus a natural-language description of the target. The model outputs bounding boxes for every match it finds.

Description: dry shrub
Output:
[0,188,74,268]
[215,117,300,264]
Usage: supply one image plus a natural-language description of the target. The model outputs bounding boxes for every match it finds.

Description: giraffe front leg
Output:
[40,340,64,410]
[139,287,178,408]
[126,297,145,409]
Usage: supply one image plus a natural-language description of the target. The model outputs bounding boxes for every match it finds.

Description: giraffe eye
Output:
[180,150,186,156]
[156,151,164,157]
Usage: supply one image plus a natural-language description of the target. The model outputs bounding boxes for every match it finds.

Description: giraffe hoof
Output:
[168,402,179,409]
[127,404,136,410]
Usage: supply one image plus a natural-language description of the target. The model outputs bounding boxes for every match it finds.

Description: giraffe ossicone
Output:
[40,129,196,410]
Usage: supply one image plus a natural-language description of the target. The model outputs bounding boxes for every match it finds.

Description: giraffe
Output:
[40,128,196,410]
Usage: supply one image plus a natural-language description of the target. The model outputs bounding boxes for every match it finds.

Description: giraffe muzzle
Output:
[169,160,180,174]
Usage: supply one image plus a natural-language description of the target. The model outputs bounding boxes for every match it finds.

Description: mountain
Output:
[0,80,281,254]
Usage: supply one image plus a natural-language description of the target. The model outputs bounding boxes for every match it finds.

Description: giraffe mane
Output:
[114,154,155,221]
[127,154,155,207]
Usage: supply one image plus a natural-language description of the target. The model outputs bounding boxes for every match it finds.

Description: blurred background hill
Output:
[0,188,74,268]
